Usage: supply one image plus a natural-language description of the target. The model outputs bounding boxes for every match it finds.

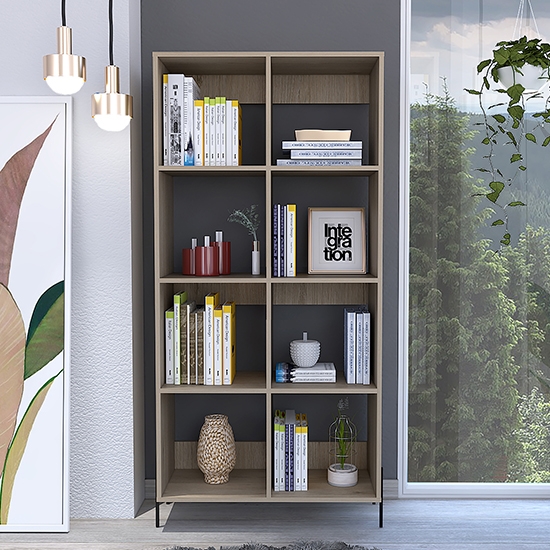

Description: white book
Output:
[226,99,232,167]
[193,100,204,166]
[203,97,210,166]
[209,98,216,166]
[231,100,240,166]
[215,97,222,166]
[290,149,362,159]
[162,74,169,165]
[356,309,364,385]
[219,97,226,166]
[301,414,308,490]
[285,204,296,277]
[165,307,174,384]
[290,376,337,383]
[282,140,363,149]
[213,306,223,385]
[295,412,302,491]
[279,412,285,490]
[290,362,336,374]
[204,292,219,385]
[183,76,201,166]
[168,73,185,166]
[363,308,371,385]
[184,301,196,384]
[344,307,356,384]
[279,204,285,277]
[276,159,361,166]
[274,413,279,491]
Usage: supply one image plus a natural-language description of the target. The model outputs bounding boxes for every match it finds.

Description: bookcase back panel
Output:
[175,441,265,469]
[272,75,369,104]
[270,55,379,75]
[307,441,367,470]
[193,75,266,105]
[159,55,267,76]
[176,283,267,306]
[272,283,370,305]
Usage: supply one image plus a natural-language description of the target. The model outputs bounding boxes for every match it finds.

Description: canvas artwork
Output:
[0,97,71,532]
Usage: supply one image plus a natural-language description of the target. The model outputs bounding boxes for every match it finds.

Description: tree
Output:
[408,87,524,482]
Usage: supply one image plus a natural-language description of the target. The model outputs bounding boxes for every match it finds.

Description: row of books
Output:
[274,410,308,491]
[277,140,363,167]
[344,305,371,384]
[273,203,296,277]
[163,74,242,166]
[275,362,337,383]
[165,291,236,385]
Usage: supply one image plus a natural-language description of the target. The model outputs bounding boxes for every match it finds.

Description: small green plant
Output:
[330,398,356,470]
[227,204,260,241]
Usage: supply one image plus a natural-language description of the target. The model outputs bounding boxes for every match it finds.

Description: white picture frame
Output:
[0,97,71,532]
[308,207,366,274]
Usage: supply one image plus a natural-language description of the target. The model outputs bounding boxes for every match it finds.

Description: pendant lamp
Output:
[92,0,133,131]
[43,0,86,95]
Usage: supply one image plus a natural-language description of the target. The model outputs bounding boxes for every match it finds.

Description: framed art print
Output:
[308,207,366,274]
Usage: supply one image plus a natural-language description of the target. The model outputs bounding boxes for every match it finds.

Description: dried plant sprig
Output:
[227,204,260,241]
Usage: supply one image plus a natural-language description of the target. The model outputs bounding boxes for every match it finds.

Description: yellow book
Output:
[213,305,223,385]
[231,100,242,166]
[203,96,210,166]
[204,292,219,385]
[222,301,236,385]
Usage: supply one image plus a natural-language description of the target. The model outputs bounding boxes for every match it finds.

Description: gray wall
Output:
[140,0,400,480]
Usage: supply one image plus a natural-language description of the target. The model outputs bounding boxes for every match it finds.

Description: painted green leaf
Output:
[510,153,523,163]
[0,284,25,479]
[492,114,506,123]
[492,219,505,226]
[25,282,64,379]
[0,118,57,287]
[465,88,481,95]
[508,201,526,207]
[486,181,505,203]
[476,59,492,73]
[543,136,550,147]
[500,233,511,246]
[525,133,537,143]
[0,371,60,524]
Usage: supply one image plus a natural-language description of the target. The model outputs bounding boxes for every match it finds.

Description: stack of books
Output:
[273,410,308,491]
[163,74,242,166]
[275,362,336,383]
[277,140,363,167]
[343,305,371,384]
[165,291,236,385]
[272,203,296,277]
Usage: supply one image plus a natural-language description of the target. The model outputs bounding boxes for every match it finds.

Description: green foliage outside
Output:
[408,86,550,482]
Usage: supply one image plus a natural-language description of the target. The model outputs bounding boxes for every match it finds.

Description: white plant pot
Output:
[327,463,358,487]
[497,65,546,91]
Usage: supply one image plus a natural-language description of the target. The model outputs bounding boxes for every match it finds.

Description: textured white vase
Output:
[290,332,321,367]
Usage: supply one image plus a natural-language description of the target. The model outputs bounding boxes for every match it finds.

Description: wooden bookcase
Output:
[152,52,384,525]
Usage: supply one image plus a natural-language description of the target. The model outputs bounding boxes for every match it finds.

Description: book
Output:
[209,97,216,166]
[222,301,236,385]
[173,290,188,384]
[344,306,356,384]
[215,97,222,166]
[188,307,196,384]
[282,140,363,149]
[295,412,302,491]
[193,99,204,166]
[165,307,174,384]
[274,410,284,491]
[286,204,296,277]
[272,203,279,277]
[276,159,361,166]
[168,73,184,166]
[284,409,296,491]
[162,73,169,165]
[204,292,220,385]
[219,97,226,166]
[290,149,362,159]
[183,300,196,384]
[183,76,201,165]
[203,97,210,166]
[279,204,285,277]
[362,306,371,385]
[301,413,308,491]
[231,100,241,166]
[213,305,223,385]
[226,99,233,167]
[195,307,205,384]
[356,308,364,385]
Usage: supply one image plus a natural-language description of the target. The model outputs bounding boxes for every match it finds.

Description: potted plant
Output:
[466,36,550,246]
[227,204,261,275]
[327,398,358,487]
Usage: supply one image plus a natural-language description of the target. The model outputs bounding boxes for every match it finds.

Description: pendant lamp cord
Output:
[61,0,66,26]
[109,0,114,66]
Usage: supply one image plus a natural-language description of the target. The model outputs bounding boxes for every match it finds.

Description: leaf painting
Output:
[0,371,61,524]
[0,285,25,480]
[0,117,57,287]
[25,282,64,379]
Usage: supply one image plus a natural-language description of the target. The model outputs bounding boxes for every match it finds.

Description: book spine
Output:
[226,99,232,167]
[215,97,222,166]
[356,309,364,385]
[231,100,239,166]
[168,74,184,166]
[173,291,187,385]
[219,97,226,166]
[165,307,174,384]
[222,301,236,385]
[274,412,280,491]
[209,98,216,166]
[189,310,196,384]
[302,414,308,490]
[279,204,285,278]
[290,149,362,159]
[203,97,210,166]
[204,293,219,385]
[285,422,290,491]
[286,204,296,277]
[295,413,301,491]
[193,100,204,166]
[289,421,294,491]
[344,307,356,384]
[290,377,337,383]
[237,102,242,165]
[196,307,204,384]
[282,140,363,149]
[213,305,223,385]
[272,203,279,277]
[163,74,169,165]
[276,159,361,166]
[364,309,371,385]
[183,76,199,166]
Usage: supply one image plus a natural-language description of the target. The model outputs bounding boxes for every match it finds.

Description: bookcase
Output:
[153,52,384,526]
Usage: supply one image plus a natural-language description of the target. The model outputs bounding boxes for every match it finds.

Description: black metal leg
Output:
[379,466,384,528]
[155,501,160,528]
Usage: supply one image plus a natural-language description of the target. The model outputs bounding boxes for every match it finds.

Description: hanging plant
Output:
[465,36,550,246]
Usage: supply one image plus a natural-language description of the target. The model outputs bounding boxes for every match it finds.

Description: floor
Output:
[0,499,548,550]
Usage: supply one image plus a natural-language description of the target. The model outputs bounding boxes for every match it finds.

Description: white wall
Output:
[0,0,143,518]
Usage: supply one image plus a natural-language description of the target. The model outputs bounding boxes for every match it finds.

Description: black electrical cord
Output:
[109,0,114,66]
[61,0,66,26]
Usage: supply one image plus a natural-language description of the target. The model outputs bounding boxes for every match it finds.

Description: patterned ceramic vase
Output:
[197,414,236,484]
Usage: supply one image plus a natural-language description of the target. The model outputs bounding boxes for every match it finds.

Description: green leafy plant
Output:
[227,204,260,241]
[465,36,550,246]
[0,118,64,524]
[330,398,356,470]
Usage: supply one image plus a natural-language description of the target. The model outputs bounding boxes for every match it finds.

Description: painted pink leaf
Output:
[0,284,25,478]
[0,118,56,287]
